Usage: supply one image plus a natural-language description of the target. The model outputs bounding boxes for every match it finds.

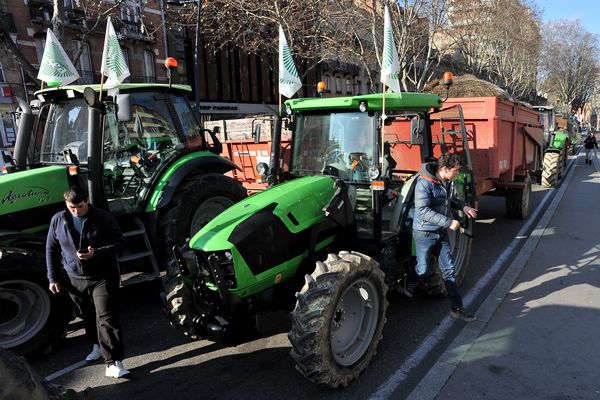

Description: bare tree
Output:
[442,0,541,99]
[539,19,600,111]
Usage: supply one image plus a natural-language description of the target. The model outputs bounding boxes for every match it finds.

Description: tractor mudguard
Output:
[146,152,242,211]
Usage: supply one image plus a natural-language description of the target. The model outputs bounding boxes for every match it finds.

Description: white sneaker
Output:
[85,344,101,362]
[105,361,130,378]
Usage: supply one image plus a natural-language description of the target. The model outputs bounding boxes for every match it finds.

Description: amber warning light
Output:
[443,72,454,87]
[317,81,327,95]
[165,57,178,69]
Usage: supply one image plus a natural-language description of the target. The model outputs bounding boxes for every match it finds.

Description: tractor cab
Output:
[282,93,476,267]
[25,85,212,216]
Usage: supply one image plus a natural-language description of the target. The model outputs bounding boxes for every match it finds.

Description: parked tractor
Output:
[0,84,247,357]
[534,106,569,187]
[163,87,477,387]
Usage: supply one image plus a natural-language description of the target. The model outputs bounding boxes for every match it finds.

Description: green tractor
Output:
[534,106,570,187]
[163,90,477,387]
[0,84,247,357]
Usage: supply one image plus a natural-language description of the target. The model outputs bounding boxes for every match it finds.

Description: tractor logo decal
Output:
[2,186,50,205]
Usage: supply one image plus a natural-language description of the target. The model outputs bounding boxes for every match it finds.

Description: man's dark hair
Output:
[63,186,88,204]
[437,153,463,170]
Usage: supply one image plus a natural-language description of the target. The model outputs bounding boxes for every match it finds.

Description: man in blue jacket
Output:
[412,153,478,321]
[46,186,129,378]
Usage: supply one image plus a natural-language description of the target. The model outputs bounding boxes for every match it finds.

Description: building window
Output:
[121,0,140,24]
[335,77,342,94]
[0,63,4,83]
[323,75,331,93]
[121,47,131,83]
[143,50,155,82]
[355,80,362,95]
[345,77,353,94]
[73,41,93,83]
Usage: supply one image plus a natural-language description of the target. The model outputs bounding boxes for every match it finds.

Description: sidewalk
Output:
[408,148,600,400]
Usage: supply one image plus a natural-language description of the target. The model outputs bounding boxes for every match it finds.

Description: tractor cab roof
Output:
[34,83,191,102]
[285,92,443,114]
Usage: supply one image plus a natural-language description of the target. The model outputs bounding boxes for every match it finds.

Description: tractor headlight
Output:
[368,166,380,180]
[285,105,293,116]
[256,162,269,176]
[359,101,368,112]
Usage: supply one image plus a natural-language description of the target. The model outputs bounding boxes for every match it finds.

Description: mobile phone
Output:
[78,248,89,254]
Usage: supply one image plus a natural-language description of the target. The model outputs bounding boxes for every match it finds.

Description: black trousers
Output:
[66,276,124,364]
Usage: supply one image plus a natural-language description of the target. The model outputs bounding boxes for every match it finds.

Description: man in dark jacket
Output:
[46,186,129,378]
[583,132,598,165]
[411,153,478,321]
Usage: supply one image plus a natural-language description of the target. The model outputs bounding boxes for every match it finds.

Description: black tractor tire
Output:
[159,173,246,338]
[506,176,532,220]
[158,173,247,265]
[0,247,72,358]
[288,251,388,388]
[541,151,560,187]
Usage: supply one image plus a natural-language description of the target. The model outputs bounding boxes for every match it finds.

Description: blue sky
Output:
[537,0,600,35]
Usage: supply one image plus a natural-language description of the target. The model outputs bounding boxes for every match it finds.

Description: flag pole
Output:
[381,85,387,167]
[99,73,105,103]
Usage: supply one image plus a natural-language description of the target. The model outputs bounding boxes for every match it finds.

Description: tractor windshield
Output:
[291,112,375,182]
[40,92,202,165]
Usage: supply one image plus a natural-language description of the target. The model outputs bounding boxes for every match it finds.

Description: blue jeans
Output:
[413,229,464,310]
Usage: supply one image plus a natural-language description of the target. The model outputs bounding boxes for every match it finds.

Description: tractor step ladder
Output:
[117,217,160,287]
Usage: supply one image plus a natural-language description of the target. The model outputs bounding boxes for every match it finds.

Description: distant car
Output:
[581,128,589,136]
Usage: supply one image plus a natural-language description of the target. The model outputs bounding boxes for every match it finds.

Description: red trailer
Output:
[384,96,544,219]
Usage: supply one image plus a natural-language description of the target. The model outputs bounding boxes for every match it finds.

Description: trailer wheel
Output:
[288,251,388,388]
[541,152,560,187]
[0,248,72,357]
[506,176,531,219]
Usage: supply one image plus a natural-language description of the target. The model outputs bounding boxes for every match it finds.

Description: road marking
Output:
[46,359,89,381]
[368,155,578,400]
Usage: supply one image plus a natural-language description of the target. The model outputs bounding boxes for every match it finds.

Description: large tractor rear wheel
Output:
[506,175,532,219]
[541,151,560,187]
[160,173,246,337]
[288,251,388,388]
[0,247,72,357]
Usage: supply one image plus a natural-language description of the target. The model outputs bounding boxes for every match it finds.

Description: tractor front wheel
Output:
[288,251,388,388]
[159,173,247,338]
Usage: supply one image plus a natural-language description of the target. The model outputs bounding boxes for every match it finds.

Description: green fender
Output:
[144,151,241,212]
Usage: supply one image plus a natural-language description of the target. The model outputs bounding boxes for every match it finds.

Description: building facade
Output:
[0,0,168,148]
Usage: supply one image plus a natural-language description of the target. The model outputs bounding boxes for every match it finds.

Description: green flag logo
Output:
[37,29,80,86]
[101,17,131,88]
[278,25,302,98]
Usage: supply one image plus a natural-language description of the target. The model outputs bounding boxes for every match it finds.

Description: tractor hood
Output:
[189,175,337,252]
[0,166,70,233]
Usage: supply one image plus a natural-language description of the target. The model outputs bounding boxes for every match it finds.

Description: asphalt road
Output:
[30,178,561,400]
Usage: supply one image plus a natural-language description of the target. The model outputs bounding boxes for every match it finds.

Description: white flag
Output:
[278,25,302,98]
[101,17,130,89]
[37,28,80,86]
[380,5,402,95]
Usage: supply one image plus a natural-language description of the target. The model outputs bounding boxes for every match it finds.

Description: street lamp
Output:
[166,0,201,121]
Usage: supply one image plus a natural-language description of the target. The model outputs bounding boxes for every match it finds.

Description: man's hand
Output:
[449,220,461,231]
[463,205,478,219]
[77,246,95,260]
[49,282,61,294]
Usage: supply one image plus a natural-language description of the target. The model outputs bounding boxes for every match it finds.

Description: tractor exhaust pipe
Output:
[13,97,33,170]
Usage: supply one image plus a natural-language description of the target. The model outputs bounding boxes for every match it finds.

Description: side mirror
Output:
[252,123,262,144]
[116,94,132,122]
[410,118,426,145]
